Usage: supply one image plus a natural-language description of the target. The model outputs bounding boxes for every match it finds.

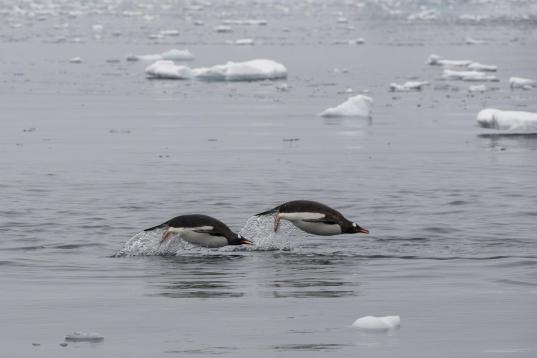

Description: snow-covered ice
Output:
[477,109,537,131]
[467,62,497,72]
[65,332,104,342]
[428,54,472,67]
[235,38,255,45]
[509,77,536,90]
[442,69,498,81]
[145,59,287,81]
[351,316,401,331]
[319,95,373,118]
[389,81,429,92]
[128,49,194,62]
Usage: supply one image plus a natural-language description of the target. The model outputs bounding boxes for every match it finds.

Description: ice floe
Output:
[234,38,255,45]
[223,19,267,26]
[442,69,498,81]
[127,49,194,62]
[65,332,104,342]
[509,77,536,90]
[428,54,472,67]
[319,95,373,118]
[477,109,537,131]
[468,84,488,93]
[69,57,82,63]
[215,25,233,33]
[465,37,487,45]
[389,81,429,92]
[467,62,497,72]
[145,59,287,81]
[351,316,401,331]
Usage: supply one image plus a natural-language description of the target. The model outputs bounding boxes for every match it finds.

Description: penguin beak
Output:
[357,227,369,234]
[238,237,253,245]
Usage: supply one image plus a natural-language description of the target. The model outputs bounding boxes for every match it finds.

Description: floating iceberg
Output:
[477,109,537,131]
[389,81,429,92]
[509,77,535,90]
[145,61,193,79]
[467,62,497,72]
[65,332,104,342]
[351,316,401,331]
[442,69,498,81]
[127,49,194,62]
[145,59,287,81]
[428,54,472,67]
[319,95,373,118]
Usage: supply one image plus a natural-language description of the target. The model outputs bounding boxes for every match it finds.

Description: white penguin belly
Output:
[168,227,228,248]
[292,220,342,236]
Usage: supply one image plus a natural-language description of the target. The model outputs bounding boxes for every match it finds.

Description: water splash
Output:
[114,215,303,256]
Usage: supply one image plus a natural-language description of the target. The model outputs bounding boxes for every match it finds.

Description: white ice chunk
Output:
[235,38,255,45]
[465,37,487,45]
[467,62,497,72]
[65,332,104,342]
[442,69,498,81]
[427,54,473,67]
[223,19,267,26]
[477,109,537,131]
[319,95,373,118]
[468,84,488,93]
[509,77,536,90]
[389,81,429,92]
[159,29,180,36]
[408,9,438,21]
[215,25,233,33]
[351,316,401,331]
[69,57,82,63]
[145,59,287,81]
[145,60,193,79]
[128,49,194,62]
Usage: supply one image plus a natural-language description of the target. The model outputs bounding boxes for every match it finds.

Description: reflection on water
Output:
[478,132,537,151]
[273,343,350,351]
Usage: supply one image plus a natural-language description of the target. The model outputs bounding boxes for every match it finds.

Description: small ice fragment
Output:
[69,57,82,64]
[159,29,180,36]
[509,77,535,90]
[467,62,497,72]
[235,38,255,45]
[348,38,365,45]
[389,81,429,92]
[215,25,233,33]
[408,9,438,21]
[92,24,103,32]
[465,37,487,45]
[337,17,348,23]
[427,54,472,67]
[65,332,104,342]
[319,95,373,118]
[128,49,194,62]
[275,83,289,91]
[442,69,497,81]
[477,109,537,131]
[468,84,487,93]
[351,315,401,331]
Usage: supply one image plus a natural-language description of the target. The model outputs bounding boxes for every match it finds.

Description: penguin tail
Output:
[255,206,280,216]
[144,222,167,232]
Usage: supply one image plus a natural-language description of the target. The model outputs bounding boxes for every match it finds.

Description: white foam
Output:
[510,77,536,90]
[351,316,401,331]
[128,49,194,62]
[145,59,287,81]
[442,69,498,81]
[114,230,198,256]
[65,332,104,342]
[389,81,429,92]
[319,95,373,118]
[477,109,537,131]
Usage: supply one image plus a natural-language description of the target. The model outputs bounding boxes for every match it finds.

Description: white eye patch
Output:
[352,222,357,227]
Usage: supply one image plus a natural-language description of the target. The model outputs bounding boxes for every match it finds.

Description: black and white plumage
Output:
[144,214,252,248]
[255,200,369,236]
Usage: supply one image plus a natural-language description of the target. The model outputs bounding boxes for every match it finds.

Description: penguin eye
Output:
[352,223,357,228]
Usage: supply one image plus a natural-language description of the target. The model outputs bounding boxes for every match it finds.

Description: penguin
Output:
[255,200,369,236]
[144,214,252,248]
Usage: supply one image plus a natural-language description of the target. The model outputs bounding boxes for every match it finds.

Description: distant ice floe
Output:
[477,109,537,131]
[428,54,472,67]
[408,8,438,21]
[127,49,194,62]
[468,84,488,93]
[223,19,267,26]
[65,332,104,342]
[351,316,401,331]
[215,25,233,33]
[69,57,82,63]
[145,59,287,81]
[234,38,255,46]
[389,81,429,92]
[319,95,373,118]
[509,77,536,90]
[467,62,497,72]
[465,37,488,45]
[442,69,498,82]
